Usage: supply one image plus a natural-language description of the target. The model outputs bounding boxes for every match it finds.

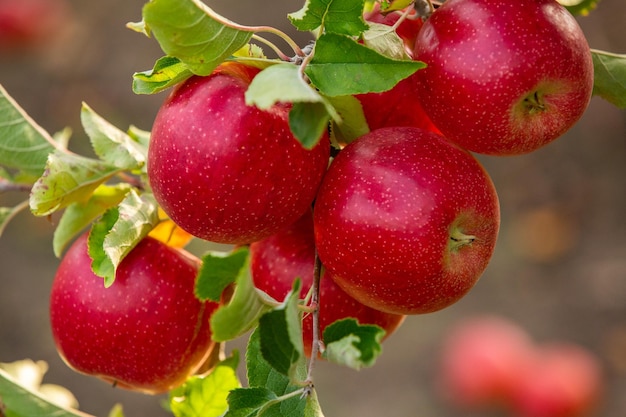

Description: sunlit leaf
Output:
[325,94,370,145]
[0,84,56,180]
[29,151,119,217]
[322,318,385,370]
[558,0,601,15]
[81,103,147,170]
[142,0,253,76]
[289,0,368,36]
[592,49,626,108]
[196,247,249,302]
[305,33,424,96]
[53,184,132,257]
[133,56,194,94]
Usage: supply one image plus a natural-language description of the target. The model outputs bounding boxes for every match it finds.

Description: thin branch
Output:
[0,178,32,193]
[306,253,323,383]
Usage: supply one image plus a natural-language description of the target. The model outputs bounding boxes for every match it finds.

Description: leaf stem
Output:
[251,34,292,61]
[0,178,32,193]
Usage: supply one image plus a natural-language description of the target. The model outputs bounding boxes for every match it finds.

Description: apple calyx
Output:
[522,90,547,115]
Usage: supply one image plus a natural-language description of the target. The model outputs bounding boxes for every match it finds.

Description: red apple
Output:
[0,0,69,51]
[437,315,536,409]
[148,62,330,245]
[512,343,604,417]
[413,0,594,155]
[249,211,405,357]
[313,127,500,315]
[49,233,219,394]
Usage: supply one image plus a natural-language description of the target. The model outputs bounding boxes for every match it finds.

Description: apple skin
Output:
[249,211,405,357]
[413,0,594,155]
[511,343,604,417]
[437,316,536,409]
[313,127,500,315]
[148,62,330,245]
[49,233,219,394]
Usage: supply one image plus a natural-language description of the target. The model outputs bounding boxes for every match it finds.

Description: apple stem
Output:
[450,228,476,251]
[306,253,323,384]
[523,90,547,114]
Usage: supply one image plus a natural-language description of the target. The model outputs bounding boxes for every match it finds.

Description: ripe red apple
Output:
[49,233,219,394]
[313,127,500,315]
[249,211,405,357]
[148,62,330,245]
[511,343,604,417]
[413,0,594,155]
[437,316,536,409]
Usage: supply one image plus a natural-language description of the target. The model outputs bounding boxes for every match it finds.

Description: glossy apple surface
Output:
[313,127,500,315]
[414,0,593,155]
[512,343,604,417]
[249,212,405,357]
[49,233,219,394]
[438,316,536,408]
[148,62,330,245]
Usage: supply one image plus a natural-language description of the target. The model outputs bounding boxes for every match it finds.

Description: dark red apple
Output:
[313,127,500,315]
[249,211,405,357]
[148,62,330,245]
[49,233,219,394]
[437,315,536,409]
[414,0,594,155]
[511,343,604,417]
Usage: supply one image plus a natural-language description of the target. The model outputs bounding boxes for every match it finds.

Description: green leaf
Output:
[88,190,159,286]
[169,353,241,417]
[558,0,601,15]
[322,318,385,370]
[289,102,331,149]
[142,0,253,76]
[210,259,275,342]
[362,22,411,60]
[245,64,323,110]
[225,387,278,417]
[81,103,147,171]
[380,0,415,12]
[52,184,132,257]
[29,151,120,217]
[289,0,368,37]
[133,56,194,94]
[0,84,56,180]
[0,360,90,417]
[325,94,369,145]
[258,280,305,379]
[591,49,626,108]
[196,247,250,302]
[305,33,425,96]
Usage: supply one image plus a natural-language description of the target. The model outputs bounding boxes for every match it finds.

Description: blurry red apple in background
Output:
[0,0,69,51]
[50,233,219,394]
[512,343,604,417]
[414,0,594,155]
[438,315,536,408]
[313,127,500,315]
[250,211,405,357]
[148,62,330,245]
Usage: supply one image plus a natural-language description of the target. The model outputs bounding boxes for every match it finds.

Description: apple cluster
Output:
[438,315,604,417]
[48,0,595,395]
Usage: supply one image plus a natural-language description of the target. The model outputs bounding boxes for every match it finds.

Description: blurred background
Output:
[0,0,624,416]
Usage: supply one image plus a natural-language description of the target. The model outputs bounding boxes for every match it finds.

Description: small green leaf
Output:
[258,280,304,379]
[210,259,275,342]
[133,56,194,94]
[558,0,601,15]
[305,33,425,96]
[592,49,626,108]
[52,184,132,257]
[289,0,368,36]
[245,64,322,110]
[0,84,56,180]
[380,0,414,12]
[142,0,253,76]
[81,103,147,171]
[325,94,370,145]
[362,22,411,60]
[29,151,119,217]
[88,190,159,286]
[225,387,278,417]
[196,247,250,302]
[322,318,385,370]
[289,102,331,149]
[169,353,241,417]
